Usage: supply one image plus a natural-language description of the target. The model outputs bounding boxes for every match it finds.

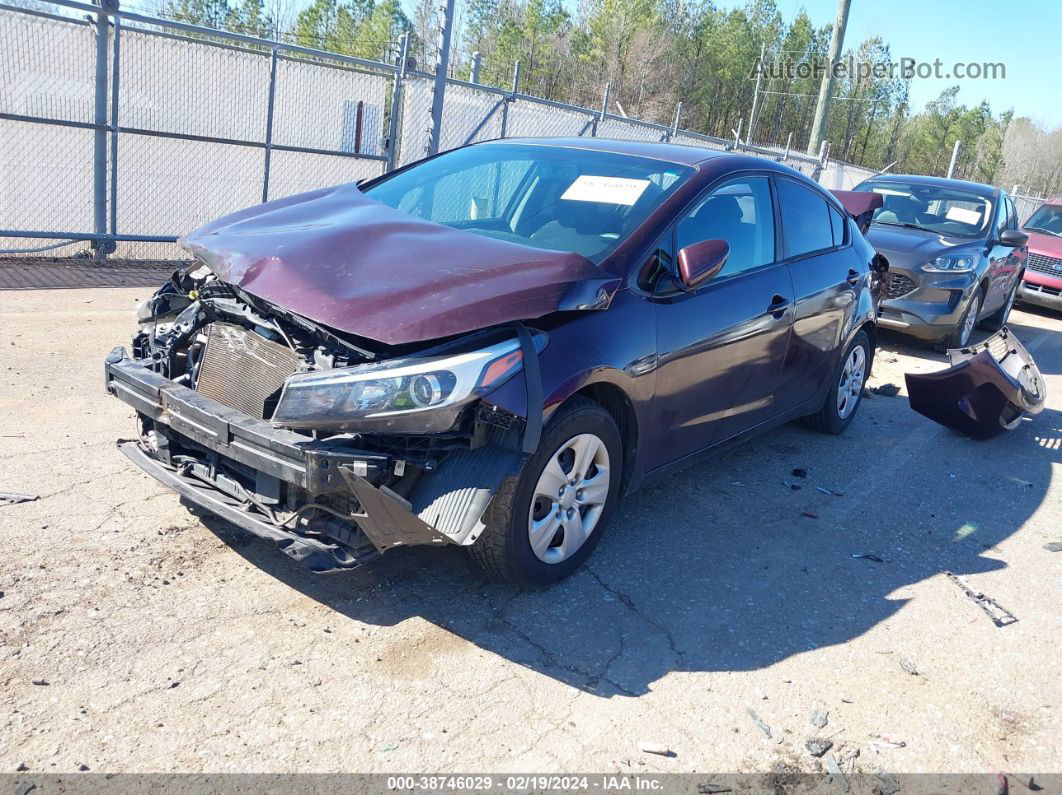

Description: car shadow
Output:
[189,377,1062,697]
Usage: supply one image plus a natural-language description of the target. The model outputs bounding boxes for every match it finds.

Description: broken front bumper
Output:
[904,329,1046,440]
[105,348,521,572]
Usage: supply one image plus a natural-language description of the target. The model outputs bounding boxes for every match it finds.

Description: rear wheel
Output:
[805,329,871,435]
[469,397,623,586]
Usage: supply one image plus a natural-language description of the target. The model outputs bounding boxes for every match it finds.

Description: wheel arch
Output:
[561,381,640,498]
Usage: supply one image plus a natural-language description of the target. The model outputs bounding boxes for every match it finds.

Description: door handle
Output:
[846,269,861,286]
[767,295,790,318]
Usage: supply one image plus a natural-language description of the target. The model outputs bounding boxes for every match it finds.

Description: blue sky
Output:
[714,0,1062,128]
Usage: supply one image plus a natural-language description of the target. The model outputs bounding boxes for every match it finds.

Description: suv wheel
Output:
[469,397,623,586]
[936,291,981,352]
[805,329,871,435]
[980,277,1019,332]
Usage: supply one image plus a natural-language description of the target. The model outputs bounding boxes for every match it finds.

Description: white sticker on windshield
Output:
[561,175,651,206]
[946,206,983,225]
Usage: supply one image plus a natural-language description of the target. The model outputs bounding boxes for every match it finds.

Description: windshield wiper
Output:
[875,221,932,233]
[1025,226,1061,237]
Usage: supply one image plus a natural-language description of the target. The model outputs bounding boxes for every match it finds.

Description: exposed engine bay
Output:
[108,263,537,573]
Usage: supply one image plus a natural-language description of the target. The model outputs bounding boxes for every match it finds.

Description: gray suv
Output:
[853,175,1028,350]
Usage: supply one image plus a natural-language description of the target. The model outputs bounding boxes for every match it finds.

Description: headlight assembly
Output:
[922,254,976,273]
[272,334,544,432]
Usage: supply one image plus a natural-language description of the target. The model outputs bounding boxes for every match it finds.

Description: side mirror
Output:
[677,239,729,290]
[999,229,1028,247]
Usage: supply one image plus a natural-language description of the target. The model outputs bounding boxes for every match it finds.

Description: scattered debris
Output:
[899,658,919,676]
[791,468,808,478]
[1006,477,1034,489]
[852,553,884,563]
[994,772,1009,795]
[168,681,180,689]
[876,770,901,795]
[822,752,849,792]
[1044,542,1062,553]
[805,737,833,757]
[801,511,819,519]
[0,492,38,506]
[783,481,802,490]
[78,764,90,772]
[869,734,906,749]
[746,707,775,740]
[810,708,829,729]
[945,571,1018,627]
[869,383,901,397]
[638,740,672,757]
[696,784,732,795]
[31,678,48,686]
[16,762,29,772]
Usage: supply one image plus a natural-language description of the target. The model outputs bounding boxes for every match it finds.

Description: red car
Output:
[1017,197,1062,312]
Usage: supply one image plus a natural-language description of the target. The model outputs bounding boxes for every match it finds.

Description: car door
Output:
[984,194,1024,312]
[773,177,862,411]
[648,174,794,469]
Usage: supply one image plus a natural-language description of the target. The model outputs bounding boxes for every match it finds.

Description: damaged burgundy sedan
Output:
[106,139,884,585]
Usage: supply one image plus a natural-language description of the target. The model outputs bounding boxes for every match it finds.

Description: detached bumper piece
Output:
[905,328,1046,440]
[105,348,456,573]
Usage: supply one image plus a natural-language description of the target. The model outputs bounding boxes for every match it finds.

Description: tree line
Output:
[152,0,1061,196]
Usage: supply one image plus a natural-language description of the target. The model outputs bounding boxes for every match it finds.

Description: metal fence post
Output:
[109,13,121,239]
[385,32,409,172]
[946,139,961,179]
[669,102,682,142]
[261,47,278,203]
[92,0,111,261]
[426,0,456,156]
[470,51,481,84]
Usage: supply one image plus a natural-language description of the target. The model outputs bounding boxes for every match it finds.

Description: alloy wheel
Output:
[527,433,611,564]
[960,294,981,346]
[836,344,866,420]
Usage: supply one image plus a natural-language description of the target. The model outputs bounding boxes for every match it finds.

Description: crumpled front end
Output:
[905,328,1046,440]
[106,264,537,573]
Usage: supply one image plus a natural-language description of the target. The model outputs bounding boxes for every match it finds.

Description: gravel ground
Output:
[1,287,1060,775]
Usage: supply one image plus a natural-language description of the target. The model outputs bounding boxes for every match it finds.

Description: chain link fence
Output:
[3,0,865,263]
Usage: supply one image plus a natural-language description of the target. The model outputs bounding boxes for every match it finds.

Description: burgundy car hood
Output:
[180,183,620,346]
[1025,228,1062,258]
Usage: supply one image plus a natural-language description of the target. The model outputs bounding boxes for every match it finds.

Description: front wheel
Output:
[935,291,981,352]
[805,329,871,435]
[469,397,623,586]
[980,277,1019,332]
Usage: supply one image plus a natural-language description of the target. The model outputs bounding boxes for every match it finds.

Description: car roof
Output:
[476,136,736,167]
[863,173,998,197]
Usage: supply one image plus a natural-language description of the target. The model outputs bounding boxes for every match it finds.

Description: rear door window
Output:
[777,178,834,258]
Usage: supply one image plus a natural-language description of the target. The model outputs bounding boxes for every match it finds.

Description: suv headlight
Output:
[923,254,976,273]
[272,334,544,431]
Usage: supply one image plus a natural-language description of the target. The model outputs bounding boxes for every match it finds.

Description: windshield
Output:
[365,144,693,262]
[855,180,993,239]
[1024,204,1062,237]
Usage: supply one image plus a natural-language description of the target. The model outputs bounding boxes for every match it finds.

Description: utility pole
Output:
[426,0,456,157]
[807,0,851,155]
[747,41,765,146]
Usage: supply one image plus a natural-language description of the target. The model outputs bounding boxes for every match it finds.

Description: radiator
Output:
[194,323,301,419]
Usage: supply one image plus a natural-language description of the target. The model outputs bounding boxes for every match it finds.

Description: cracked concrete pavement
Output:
[1,287,1061,774]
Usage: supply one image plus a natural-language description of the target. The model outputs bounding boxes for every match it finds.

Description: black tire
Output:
[980,275,1020,332]
[468,396,623,586]
[934,290,982,352]
[805,329,872,435]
